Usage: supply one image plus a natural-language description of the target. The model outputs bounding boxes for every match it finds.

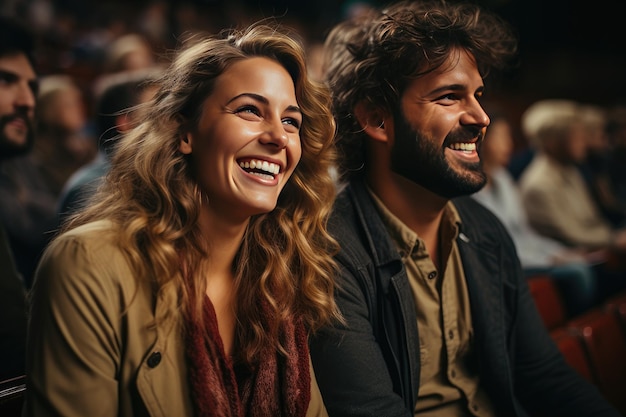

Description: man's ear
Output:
[354,101,389,143]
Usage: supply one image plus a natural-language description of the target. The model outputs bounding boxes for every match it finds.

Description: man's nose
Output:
[14,82,36,111]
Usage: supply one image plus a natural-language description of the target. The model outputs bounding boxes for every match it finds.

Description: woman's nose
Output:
[260,118,289,148]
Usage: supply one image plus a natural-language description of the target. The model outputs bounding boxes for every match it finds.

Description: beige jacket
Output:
[24,220,327,417]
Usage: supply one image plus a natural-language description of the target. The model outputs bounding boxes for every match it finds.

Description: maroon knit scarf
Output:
[185,296,311,417]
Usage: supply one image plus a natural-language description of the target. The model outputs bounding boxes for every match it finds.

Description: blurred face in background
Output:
[585,121,610,157]
[0,52,37,158]
[41,86,86,133]
[481,117,514,169]
[565,122,588,164]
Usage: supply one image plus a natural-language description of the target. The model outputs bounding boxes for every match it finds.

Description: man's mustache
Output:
[0,112,33,130]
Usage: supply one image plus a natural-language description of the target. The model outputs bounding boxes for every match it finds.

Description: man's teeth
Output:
[449,142,476,151]
[239,159,281,175]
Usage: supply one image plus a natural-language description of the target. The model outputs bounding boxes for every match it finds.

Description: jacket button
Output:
[427,271,437,280]
[147,351,162,368]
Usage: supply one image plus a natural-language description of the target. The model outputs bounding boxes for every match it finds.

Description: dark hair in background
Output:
[94,69,160,155]
[0,15,36,67]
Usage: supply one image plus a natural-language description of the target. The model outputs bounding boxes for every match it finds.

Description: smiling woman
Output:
[179,56,303,221]
[24,22,339,417]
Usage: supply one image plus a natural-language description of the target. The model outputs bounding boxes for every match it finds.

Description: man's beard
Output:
[389,109,486,199]
[0,114,35,159]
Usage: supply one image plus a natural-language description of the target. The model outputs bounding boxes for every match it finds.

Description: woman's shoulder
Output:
[36,220,134,294]
[50,220,122,254]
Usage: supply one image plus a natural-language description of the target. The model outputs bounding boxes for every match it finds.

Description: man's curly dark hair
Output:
[324,0,518,179]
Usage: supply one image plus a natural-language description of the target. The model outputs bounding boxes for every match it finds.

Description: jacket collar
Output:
[344,178,406,269]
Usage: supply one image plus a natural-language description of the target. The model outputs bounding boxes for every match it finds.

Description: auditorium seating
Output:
[566,308,626,414]
[526,275,567,330]
[527,272,626,415]
[0,375,25,417]
[604,291,626,335]
[548,327,595,383]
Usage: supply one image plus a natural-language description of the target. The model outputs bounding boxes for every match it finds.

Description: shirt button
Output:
[448,330,454,339]
[427,271,437,279]
[450,369,456,378]
[147,351,162,368]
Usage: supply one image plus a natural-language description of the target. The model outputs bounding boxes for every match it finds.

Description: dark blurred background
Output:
[2,0,625,150]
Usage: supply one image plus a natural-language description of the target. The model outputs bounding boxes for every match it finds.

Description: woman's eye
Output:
[282,117,301,130]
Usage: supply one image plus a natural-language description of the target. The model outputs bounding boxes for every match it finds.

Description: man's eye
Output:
[0,72,17,85]
[438,94,456,101]
[235,105,261,116]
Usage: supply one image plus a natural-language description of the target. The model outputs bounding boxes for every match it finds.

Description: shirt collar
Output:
[366,186,462,259]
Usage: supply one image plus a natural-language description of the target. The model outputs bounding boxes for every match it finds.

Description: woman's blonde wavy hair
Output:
[64,23,340,364]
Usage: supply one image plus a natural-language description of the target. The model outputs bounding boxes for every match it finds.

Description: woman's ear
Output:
[179,132,193,154]
[354,101,389,143]
[177,114,193,154]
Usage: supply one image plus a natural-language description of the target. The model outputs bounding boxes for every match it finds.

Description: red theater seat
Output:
[567,309,626,414]
[527,275,568,331]
[604,291,626,335]
[550,328,594,383]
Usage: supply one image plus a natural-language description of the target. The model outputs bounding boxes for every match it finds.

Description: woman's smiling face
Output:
[180,56,302,222]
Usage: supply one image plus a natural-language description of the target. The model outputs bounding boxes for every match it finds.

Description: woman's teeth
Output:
[239,159,281,176]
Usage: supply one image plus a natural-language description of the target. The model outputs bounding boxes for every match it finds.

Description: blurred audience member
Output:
[577,103,626,227]
[0,33,55,289]
[519,99,626,298]
[0,14,38,379]
[305,42,325,83]
[103,33,156,74]
[607,105,626,207]
[506,142,535,182]
[58,68,161,221]
[0,74,95,287]
[34,74,97,197]
[472,109,597,315]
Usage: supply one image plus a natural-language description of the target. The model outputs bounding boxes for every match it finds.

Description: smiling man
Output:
[309,1,622,416]
[0,14,37,380]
